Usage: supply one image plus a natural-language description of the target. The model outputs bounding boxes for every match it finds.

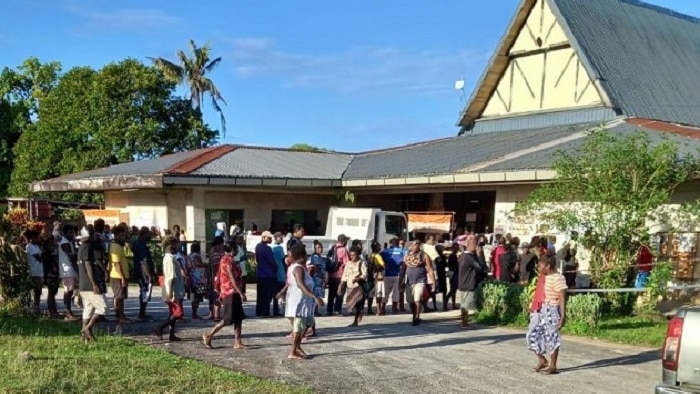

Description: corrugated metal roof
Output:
[51,149,206,181]
[552,0,700,127]
[480,121,700,171]
[343,122,599,179]
[191,147,354,179]
[468,107,621,134]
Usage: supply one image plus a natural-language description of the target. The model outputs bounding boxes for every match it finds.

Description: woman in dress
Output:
[399,241,435,326]
[203,241,247,349]
[526,255,568,375]
[154,238,185,341]
[339,246,368,327]
[285,243,324,360]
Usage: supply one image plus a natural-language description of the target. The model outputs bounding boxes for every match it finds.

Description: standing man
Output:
[109,226,130,323]
[457,238,481,328]
[77,227,108,341]
[381,238,404,315]
[255,231,277,317]
[326,234,349,316]
[132,227,154,321]
[25,230,44,315]
[272,232,287,316]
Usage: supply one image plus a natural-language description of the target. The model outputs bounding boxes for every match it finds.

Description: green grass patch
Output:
[0,317,310,393]
[475,312,668,348]
[577,316,667,348]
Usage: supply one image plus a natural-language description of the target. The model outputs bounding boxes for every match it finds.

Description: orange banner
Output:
[83,209,122,227]
[407,214,452,233]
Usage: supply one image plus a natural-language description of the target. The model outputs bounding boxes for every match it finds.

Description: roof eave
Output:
[30,175,164,193]
[342,170,556,188]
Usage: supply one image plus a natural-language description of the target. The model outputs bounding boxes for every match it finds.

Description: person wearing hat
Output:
[519,242,538,285]
[255,230,278,317]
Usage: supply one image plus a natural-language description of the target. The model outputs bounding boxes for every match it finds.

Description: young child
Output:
[189,251,208,320]
[304,264,325,337]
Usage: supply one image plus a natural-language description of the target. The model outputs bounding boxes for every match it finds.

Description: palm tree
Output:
[150,40,227,136]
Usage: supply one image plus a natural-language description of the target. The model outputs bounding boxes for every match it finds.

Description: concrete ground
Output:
[45,285,661,393]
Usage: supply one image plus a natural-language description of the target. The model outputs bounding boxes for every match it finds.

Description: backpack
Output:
[326,245,339,273]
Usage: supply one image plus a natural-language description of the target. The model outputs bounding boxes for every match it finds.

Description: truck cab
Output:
[656,306,700,394]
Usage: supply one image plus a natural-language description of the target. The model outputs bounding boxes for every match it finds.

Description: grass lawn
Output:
[573,316,668,348]
[475,313,668,348]
[0,317,310,393]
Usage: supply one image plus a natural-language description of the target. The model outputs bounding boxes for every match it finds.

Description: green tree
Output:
[514,129,700,314]
[0,58,61,197]
[289,143,327,152]
[9,59,217,199]
[151,40,226,135]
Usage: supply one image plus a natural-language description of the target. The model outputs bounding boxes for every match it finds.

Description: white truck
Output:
[245,207,409,256]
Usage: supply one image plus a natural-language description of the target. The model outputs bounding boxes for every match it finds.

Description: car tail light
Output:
[662,316,684,371]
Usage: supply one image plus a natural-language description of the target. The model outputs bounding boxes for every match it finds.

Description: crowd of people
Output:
[2,218,571,372]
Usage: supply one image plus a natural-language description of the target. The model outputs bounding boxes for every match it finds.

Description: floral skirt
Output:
[345,286,366,314]
[526,304,562,356]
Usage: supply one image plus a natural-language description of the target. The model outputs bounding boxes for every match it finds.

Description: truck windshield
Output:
[385,215,406,238]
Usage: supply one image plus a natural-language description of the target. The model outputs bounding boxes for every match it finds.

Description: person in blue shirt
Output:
[255,231,278,317]
[271,232,287,316]
[381,238,406,314]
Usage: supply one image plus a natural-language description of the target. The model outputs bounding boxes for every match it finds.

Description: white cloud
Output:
[226,37,488,96]
[68,5,181,33]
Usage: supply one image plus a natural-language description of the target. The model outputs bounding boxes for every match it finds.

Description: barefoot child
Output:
[285,244,324,360]
[304,263,325,337]
[526,255,567,374]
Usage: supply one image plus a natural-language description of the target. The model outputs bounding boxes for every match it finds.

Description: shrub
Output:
[475,280,525,325]
[0,243,33,316]
[245,255,258,284]
[565,294,602,334]
[642,261,673,312]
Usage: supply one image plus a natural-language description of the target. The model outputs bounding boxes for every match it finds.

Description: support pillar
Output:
[186,188,206,251]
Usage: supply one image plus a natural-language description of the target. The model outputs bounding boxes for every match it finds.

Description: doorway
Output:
[443,191,496,234]
[204,209,245,242]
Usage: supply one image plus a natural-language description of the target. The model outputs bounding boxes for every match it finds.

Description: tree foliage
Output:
[515,129,700,313]
[9,59,217,198]
[0,58,61,197]
[289,143,328,152]
[151,40,226,136]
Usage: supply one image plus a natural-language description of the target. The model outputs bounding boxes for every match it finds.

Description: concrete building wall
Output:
[203,189,335,233]
[104,190,170,231]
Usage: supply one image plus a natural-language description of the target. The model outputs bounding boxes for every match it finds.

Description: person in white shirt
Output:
[25,230,44,315]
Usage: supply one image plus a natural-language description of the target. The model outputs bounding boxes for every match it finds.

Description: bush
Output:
[0,243,33,316]
[475,280,525,325]
[565,294,602,334]
[245,255,257,284]
[641,261,673,312]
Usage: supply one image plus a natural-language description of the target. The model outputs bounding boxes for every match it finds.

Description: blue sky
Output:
[1,0,699,152]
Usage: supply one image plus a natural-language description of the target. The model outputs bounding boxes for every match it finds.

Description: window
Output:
[385,214,407,239]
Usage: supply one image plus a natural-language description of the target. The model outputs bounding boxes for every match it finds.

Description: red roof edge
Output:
[626,118,700,138]
[165,145,237,174]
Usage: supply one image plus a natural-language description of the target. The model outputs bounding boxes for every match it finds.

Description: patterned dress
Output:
[526,273,568,355]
